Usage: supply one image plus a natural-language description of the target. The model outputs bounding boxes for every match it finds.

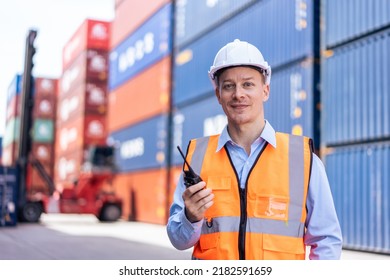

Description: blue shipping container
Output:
[265,58,316,140]
[109,3,172,91]
[324,142,390,254]
[0,166,18,227]
[109,114,168,172]
[322,30,390,146]
[324,0,390,48]
[175,0,256,47]
[173,0,314,106]
[171,95,227,165]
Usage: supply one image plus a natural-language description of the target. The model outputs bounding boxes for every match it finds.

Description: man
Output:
[167,39,342,260]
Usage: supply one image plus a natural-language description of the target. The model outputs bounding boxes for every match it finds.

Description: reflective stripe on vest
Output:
[186,132,312,260]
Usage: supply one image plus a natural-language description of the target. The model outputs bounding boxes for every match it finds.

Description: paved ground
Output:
[1,213,389,260]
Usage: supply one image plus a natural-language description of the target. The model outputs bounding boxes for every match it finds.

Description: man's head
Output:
[208,39,271,89]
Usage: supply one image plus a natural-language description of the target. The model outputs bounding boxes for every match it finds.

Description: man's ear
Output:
[263,84,270,102]
[215,87,222,104]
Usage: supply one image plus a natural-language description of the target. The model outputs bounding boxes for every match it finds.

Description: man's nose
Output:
[233,86,245,98]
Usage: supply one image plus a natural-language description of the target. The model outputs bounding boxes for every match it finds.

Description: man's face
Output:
[215,66,270,127]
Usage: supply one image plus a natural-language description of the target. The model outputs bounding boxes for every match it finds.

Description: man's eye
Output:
[243,82,253,87]
[223,84,234,90]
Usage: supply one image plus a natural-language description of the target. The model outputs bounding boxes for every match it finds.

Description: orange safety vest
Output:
[184,132,313,260]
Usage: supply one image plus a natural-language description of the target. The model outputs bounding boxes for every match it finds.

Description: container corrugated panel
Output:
[60,49,109,98]
[32,119,54,143]
[112,168,168,224]
[33,96,56,119]
[109,3,172,91]
[0,166,18,227]
[173,0,314,106]
[31,143,54,165]
[111,0,170,48]
[108,56,171,133]
[322,30,390,146]
[54,147,85,184]
[324,0,390,48]
[109,114,168,172]
[175,0,256,47]
[265,58,315,139]
[324,142,390,254]
[0,142,18,167]
[6,94,21,122]
[171,95,226,166]
[27,163,53,194]
[7,74,22,104]
[63,19,111,71]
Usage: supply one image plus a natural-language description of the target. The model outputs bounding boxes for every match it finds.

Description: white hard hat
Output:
[208,39,271,88]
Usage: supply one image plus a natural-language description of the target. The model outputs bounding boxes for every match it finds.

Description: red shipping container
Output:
[54,147,86,185]
[60,49,109,98]
[112,168,169,224]
[34,78,58,99]
[57,82,107,124]
[63,19,110,71]
[32,96,56,119]
[27,163,53,194]
[31,143,54,165]
[111,0,170,48]
[108,56,171,132]
[55,114,107,155]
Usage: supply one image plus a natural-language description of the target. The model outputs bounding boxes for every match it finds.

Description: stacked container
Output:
[2,74,22,166]
[27,78,57,194]
[321,0,390,253]
[108,1,172,224]
[54,19,110,191]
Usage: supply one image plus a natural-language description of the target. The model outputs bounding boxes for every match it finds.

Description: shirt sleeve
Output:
[166,174,203,250]
[304,153,343,259]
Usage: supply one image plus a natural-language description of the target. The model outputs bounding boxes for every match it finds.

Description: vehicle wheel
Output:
[20,202,42,223]
[98,204,121,222]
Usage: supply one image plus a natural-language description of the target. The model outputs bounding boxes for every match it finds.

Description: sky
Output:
[0,0,115,137]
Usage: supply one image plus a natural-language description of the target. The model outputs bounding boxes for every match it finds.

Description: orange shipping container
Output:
[55,114,107,155]
[112,168,169,224]
[111,0,170,48]
[108,56,171,132]
[63,19,111,71]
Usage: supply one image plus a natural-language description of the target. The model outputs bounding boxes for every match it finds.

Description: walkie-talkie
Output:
[177,146,203,188]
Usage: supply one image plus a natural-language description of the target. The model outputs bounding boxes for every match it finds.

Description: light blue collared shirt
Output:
[167,121,343,260]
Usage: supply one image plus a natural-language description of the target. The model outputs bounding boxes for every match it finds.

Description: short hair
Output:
[215,65,266,87]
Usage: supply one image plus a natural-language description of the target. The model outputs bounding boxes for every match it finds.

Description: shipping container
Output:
[109,114,168,172]
[31,143,54,165]
[55,114,107,155]
[32,119,54,143]
[108,56,171,132]
[3,117,20,148]
[111,0,170,48]
[32,95,56,119]
[109,3,172,90]
[265,58,318,141]
[27,163,53,194]
[323,142,390,254]
[54,146,86,184]
[34,77,58,99]
[0,137,2,165]
[0,166,18,227]
[322,30,390,146]
[60,49,109,97]
[57,81,108,124]
[173,0,315,106]
[112,168,169,224]
[175,0,256,47]
[6,94,21,122]
[171,95,226,166]
[62,19,111,71]
[324,0,390,48]
[0,142,18,167]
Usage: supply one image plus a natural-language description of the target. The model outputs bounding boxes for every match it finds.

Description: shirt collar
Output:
[216,120,277,152]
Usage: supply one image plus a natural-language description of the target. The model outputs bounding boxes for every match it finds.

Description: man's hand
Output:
[182,181,214,223]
